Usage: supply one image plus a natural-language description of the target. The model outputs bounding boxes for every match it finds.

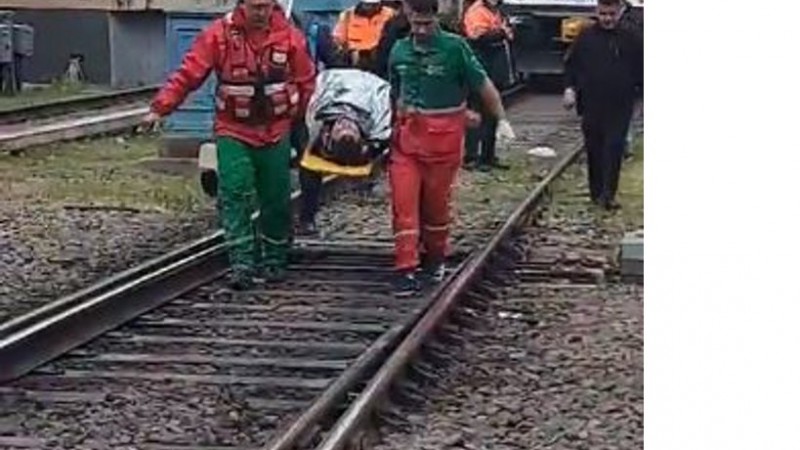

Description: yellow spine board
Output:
[299,146,374,178]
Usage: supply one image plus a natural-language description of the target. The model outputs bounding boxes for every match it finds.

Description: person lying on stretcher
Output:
[299,67,391,177]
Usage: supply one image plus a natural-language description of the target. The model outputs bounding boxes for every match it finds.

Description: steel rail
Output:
[0,105,150,153]
[262,83,531,450]
[311,138,585,450]
[0,174,348,382]
[0,82,526,340]
[0,82,528,383]
[262,255,474,450]
[0,85,158,124]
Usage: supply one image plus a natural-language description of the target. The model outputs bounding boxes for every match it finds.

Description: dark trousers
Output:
[290,120,323,224]
[464,97,498,165]
[581,106,633,204]
[299,167,322,223]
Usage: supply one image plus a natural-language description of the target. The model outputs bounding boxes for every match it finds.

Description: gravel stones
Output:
[0,203,216,323]
[371,213,643,449]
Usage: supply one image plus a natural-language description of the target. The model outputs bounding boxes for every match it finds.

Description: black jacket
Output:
[564,23,643,115]
[374,13,410,80]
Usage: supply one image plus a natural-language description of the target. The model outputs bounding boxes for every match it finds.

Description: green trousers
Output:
[217,136,292,277]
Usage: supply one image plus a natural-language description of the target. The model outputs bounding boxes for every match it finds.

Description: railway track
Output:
[0,85,157,155]
[0,85,588,449]
[367,206,641,450]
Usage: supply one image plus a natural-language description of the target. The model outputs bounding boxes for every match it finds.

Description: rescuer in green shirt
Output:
[387,0,516,297]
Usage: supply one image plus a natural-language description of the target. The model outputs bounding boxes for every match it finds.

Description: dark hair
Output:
[405,0,437,15]
[598,0,621,5]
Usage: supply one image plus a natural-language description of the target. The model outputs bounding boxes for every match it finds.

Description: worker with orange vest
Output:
[332,0,396,71]
[141,0,316,290]
[462,0,515,171]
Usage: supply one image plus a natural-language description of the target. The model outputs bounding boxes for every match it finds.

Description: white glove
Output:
[496,119,516,146]
[138,111,163,133]
[563,88,577,110]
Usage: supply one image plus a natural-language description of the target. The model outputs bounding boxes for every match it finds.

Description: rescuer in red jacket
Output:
[142,0,316,290]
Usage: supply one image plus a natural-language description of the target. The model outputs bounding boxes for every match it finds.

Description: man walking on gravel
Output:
[563,0,643,211]
[386,0,516,297]
[141,0,316,290]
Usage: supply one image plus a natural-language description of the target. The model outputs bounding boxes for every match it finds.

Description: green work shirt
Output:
[388,28,488,110]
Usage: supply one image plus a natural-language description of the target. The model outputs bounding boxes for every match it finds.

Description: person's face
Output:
[596,2,621,29]
[243,0,275,28]
[406,8,438,42]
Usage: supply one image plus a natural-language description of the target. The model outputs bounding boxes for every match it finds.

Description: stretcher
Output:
[299,68,392,177]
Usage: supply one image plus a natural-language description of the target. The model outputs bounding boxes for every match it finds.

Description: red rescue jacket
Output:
[151,6,316,148]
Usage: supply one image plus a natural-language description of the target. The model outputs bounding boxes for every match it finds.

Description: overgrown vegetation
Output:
[0,81,98,111]
[550,137,644,234]
[0,135,210,214]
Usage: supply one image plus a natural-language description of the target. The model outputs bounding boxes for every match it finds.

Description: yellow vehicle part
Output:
[561,17,592,42]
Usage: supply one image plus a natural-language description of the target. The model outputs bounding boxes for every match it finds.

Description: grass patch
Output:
[551,136,644,235]
[0,135,210,214]
[0,82,98,111]
[455,146,541,224]
[616,139,644,229]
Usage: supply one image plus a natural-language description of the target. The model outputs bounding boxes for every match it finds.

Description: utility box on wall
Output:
[0,10,34,93]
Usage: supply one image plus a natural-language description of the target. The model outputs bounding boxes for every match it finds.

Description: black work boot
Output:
[603,199,622,211]
[392,270,420,298]
[420,259,446,285]
[296,220,319,238]
[229,271,255,291]
[489,158,510,171]
[263,266,287,284]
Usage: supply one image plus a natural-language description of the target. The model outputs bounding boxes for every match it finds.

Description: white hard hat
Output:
[361,0,381,4]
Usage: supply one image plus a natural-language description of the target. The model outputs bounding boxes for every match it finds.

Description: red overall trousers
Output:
[389,107,467,271]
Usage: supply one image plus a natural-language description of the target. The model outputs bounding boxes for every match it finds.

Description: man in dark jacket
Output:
[564,0,643,211]
[375,8,410,80]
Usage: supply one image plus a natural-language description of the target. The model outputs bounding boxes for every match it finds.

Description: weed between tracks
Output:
[455,148,537,224]
[0,135,210,214]
[550,137,644,233]
[0,83,99,112]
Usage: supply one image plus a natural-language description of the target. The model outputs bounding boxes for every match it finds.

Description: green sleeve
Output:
[458,38,488,93]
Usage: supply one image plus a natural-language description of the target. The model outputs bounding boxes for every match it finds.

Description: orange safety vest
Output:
[333,6,396,51]
[462,0,513,41]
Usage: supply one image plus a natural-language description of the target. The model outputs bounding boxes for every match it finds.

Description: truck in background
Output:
[501,0,643,80]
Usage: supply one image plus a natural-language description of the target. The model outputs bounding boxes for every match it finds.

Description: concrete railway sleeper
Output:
[0,86,594,449]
